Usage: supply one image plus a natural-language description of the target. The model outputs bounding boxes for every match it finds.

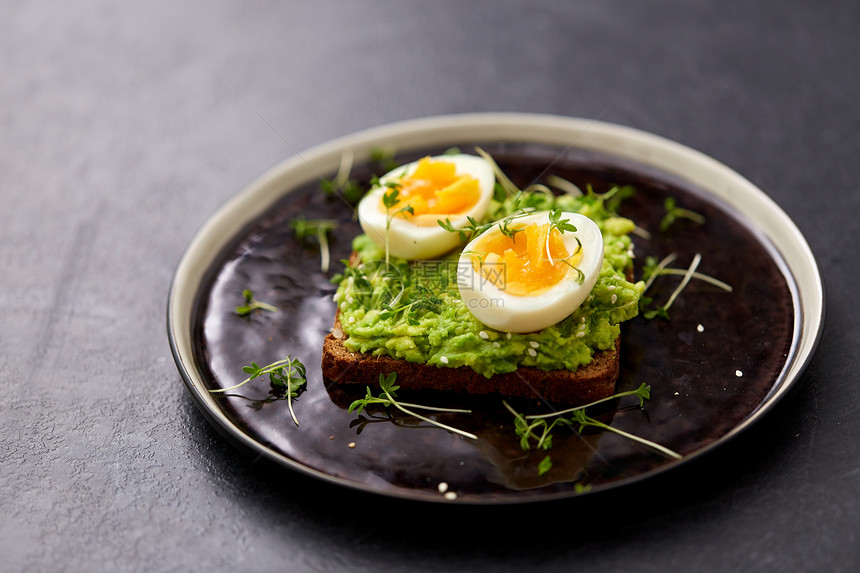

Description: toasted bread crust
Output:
[321,318,619,404]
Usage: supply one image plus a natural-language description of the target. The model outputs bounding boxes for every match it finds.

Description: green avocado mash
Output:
[332,189,644,378]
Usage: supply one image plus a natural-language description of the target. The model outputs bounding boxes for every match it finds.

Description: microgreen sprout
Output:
[642,253,678,293]
[475,147,520,199]
[503,400,571,452]
[584,183,621,202]
[546,208,577,261]
[639,253,733,320]
[548,208,578,235]
[235,289,278,316]
[378,282,448,326]
[437,214,498,243]
[570,410,682,460]
[642,254,734,293]
[538,455,553,476]
[475,146,555,202]
[369,146,399,174]
[545,209,585,283]
[377,179,412,265]
[320,151,365,205]
[659,197,705,231]
[504,383,681,476]
[498,218,523,241]
[548,181,647,238]
[525,382,652,419]
[510,188,555,213]
[546,174,583,197]
[603,185,636,215]
[436,217,468,241]
[642,253,703,320]
[210,357,307,426]
[562,262,586,285]
[349,373,476,440]
[290,217,338,272]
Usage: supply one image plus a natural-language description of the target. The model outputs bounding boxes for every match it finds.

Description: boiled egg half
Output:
[357,154,495,259]
[457,211,604,333]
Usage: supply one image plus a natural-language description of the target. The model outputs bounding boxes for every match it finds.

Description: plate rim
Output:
[167,112,825,503]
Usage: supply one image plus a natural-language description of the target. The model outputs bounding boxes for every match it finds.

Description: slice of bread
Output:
[321,315,620,404]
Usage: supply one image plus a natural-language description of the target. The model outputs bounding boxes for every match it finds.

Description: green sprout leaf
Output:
[571,409,682,460]
[498,218,523,241]
[640,253,732,321]
[320,151,366,205]
[659,196,706,232]
[504,383,680,477]
[538,455,553,476]
[378,181,412,265]
[641,253,701,321]
[545,208,585,282]
[211,356,307,426]
[290,217,339,272]
[369,146,399,174]
[548,208,578,234]
[235,289,278,316]
[348,373,476,440]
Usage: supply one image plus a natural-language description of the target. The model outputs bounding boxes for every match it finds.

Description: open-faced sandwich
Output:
[321,151,643,404]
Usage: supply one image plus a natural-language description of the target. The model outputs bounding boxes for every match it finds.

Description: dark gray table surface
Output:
[2,1,858,571]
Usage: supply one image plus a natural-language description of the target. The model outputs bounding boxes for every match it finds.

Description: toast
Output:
[322,183,640,405]
[321,315,620,404]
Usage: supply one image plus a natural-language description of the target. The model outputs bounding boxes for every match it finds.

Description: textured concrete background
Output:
[1,1,858,571]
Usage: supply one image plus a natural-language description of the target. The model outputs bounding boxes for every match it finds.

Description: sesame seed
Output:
[346,296,354,304]
[735,370,743,377]
[581,317,586,323]
[697,324,705,333]
[348,316,356,323]
[332,327,344,339]
[576,332,585,338]
[529,341,540,348]
[348,442,356,449]
[610,294,617,304]
[506,332,512,339]
[527,348,537,357]
[607,285,616,291]
[444,492,458,501]
[440,356,449,364]
[479,331,489,340]
[437,482,449,493]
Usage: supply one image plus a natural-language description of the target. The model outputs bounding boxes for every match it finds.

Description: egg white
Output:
[457,211,604,333]
[357,154,495,260]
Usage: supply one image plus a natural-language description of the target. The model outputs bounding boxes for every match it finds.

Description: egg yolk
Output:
[472,222,580,296]
[380,157,481,226]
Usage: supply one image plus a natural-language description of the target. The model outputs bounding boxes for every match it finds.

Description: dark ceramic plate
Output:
[168,114,824,504]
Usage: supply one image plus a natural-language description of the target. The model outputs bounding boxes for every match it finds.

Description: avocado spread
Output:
[332,189,644,378]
